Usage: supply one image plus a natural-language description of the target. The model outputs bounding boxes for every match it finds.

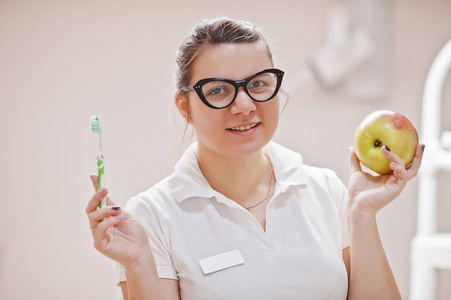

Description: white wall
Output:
[1,0,450,299]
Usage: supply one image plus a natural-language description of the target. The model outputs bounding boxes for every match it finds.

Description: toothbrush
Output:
[90,115,107,210]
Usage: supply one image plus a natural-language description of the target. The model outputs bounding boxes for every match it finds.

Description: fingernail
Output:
[385,145,391,151]
[422,145,426,153]
[112,205,120,210]
[98,187,105,193]
[115,214,124,220]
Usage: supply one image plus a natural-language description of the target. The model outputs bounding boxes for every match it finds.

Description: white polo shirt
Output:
[116,142,350,300]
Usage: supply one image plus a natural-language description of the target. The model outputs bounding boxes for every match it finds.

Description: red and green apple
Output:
[353,110,419,175]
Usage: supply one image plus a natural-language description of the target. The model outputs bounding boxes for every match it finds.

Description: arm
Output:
[86,175,180,300]
[120,279,180,300]
[119,246,175,300]
[119,245,179,300]
[346,209,401,299]
[345,144,424,299]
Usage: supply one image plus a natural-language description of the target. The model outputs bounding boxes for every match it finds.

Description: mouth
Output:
[227,122,260,131]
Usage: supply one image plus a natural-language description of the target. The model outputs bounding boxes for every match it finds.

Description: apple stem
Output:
[374,140,383,148]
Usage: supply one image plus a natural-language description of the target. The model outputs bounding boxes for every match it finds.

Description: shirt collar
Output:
[168,141,308,203]
[266,141,309,191]
[168,143,216,203]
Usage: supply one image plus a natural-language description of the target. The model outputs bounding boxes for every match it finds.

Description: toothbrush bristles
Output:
[90,115,102,133]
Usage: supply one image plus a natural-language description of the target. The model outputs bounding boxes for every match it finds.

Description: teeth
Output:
[230,123,258,131]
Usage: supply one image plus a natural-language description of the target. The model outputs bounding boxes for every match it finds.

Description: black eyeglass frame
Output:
[180,68,285,109]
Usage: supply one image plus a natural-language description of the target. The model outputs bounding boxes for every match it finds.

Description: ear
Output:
[175,94,191,122]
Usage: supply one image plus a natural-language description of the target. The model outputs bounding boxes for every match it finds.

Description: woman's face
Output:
[184,42,280,158]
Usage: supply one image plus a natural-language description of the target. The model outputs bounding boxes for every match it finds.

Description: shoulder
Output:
[268,141,342,182]
[124,176,178,220]
[302,164,348,208]
[303,164,341,182]
[268,141,345,194]
[124,142,203,213]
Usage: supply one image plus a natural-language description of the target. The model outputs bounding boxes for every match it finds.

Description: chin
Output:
[231,140,270,156]
[225,132,275,158]
[197,135,270,160]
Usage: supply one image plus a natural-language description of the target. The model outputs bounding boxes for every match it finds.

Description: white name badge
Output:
[199,249,244,275]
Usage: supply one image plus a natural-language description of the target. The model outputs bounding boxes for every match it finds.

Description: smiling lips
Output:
[228,123,259,131]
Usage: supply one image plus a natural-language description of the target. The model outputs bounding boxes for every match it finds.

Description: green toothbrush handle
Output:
[97,155,106,209]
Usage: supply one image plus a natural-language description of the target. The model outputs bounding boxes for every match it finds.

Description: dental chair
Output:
[409,39,451,300]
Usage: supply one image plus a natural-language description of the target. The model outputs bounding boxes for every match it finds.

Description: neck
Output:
[196,143,272,205]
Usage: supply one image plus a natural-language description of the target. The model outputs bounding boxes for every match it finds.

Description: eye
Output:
[204,81,232,97]
[248,80,267,89]
[208,86,224,95]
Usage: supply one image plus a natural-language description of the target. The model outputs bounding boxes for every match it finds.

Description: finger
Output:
[88,205,122,230]
[90,174,99,192]
[85,187,111,215]
[96,213,125,236]
[406,144,425,179]
[106,196,115,206]
[90,174,114,206]
[382,145,404,166]
[348,147,362,174]
[93,213,126,250]
[389,162,408,181]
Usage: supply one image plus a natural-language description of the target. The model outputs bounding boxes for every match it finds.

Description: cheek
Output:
[266,98,280,123]
[189,100,223,132]
[266,100,281,136]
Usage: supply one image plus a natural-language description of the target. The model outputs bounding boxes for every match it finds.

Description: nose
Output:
[230,87,256,115]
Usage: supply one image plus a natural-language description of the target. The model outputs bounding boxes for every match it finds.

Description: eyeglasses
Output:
[180,68,285,109]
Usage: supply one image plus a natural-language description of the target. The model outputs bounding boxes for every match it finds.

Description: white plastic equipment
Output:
[409,39,451,300]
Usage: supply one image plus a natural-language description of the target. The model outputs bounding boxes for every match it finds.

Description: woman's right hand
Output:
[86,174,150,268]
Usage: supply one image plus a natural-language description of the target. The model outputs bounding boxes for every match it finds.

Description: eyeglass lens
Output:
[201,71,279,108]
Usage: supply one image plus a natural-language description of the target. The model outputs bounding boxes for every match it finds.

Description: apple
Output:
[353,110,419,175]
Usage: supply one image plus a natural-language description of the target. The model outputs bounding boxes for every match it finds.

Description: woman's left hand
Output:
[347,144,425,215]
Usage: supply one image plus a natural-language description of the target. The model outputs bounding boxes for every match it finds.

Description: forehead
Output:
[190,42,273,82]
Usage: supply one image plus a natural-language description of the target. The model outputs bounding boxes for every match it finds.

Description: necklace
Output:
[242,170,274,211]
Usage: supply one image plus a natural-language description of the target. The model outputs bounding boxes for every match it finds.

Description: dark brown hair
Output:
[175,16,274,93]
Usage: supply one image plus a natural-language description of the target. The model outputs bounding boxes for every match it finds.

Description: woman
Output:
[86,17,424,299]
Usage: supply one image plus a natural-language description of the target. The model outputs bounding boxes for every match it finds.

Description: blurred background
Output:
[1,0,450,299]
